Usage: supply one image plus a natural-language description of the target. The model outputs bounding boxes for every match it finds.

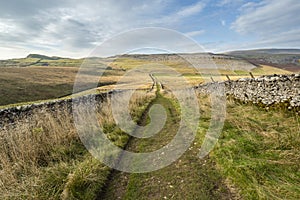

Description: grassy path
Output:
[98,84,232,200]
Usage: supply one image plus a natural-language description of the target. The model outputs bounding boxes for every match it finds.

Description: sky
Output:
[0,0,299,59]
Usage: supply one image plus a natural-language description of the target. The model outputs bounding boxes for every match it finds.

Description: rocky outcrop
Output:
[196,74,300,110]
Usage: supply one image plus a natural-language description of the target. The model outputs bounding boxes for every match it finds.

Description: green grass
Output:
[59,155,111,200]
[198,95,300,199]
[101,88,232,200]
[251,65,291,75]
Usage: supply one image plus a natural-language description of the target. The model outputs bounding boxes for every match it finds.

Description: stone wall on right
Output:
[196,74,300,110]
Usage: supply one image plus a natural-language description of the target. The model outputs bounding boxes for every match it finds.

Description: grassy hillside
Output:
[0,54,295,107]
[0,65,125,106]
[107,56,292,85]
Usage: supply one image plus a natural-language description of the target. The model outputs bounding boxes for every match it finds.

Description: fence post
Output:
[226,75,231,81]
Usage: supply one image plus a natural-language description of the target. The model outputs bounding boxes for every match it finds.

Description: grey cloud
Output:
[0,0,65,17]
[0,0,171,57]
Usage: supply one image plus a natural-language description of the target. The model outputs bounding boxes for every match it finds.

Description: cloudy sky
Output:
[0,0,299,59]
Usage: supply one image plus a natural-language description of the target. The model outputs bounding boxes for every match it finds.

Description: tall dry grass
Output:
[0,89,155,199]
[0,104,77,198]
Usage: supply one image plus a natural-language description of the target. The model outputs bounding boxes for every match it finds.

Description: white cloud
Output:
[177,1,205,17]
[217,0,244,7]
[0,0,298,58]
[251,28,300,47]
[0,0,209,58]
[231,0,300,48]
[151,1,206,25]
[203,28,300,53]
[0,46,31,60]
[232,0,300,35]
[185,30,206,37]
[0,0,171,58]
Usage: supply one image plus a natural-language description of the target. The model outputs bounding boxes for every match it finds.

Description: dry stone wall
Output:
[1,74,299,128]
[196,74,300,110]
[0,92,115,129]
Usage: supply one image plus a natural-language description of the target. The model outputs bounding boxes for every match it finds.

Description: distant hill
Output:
[226,48,300,55]
[0,50,299,72]
[225,49,300,72]
[26,54,64,60]
[0,54,86,67]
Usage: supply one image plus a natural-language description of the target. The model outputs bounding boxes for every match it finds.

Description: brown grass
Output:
[0,89,155,199]
[0,66,126,106]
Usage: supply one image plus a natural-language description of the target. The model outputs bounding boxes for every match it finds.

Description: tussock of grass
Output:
[61,155,110,200]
